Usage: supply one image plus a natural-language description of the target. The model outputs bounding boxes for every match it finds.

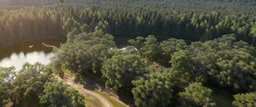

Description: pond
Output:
[0,39,65,70]
[0,37,133,70]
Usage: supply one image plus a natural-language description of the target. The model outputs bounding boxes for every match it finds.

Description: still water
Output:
[0,39,64,70]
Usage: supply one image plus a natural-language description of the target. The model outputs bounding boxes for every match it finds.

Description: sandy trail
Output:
[54,75,113,107]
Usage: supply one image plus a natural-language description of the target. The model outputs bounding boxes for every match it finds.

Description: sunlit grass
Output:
[62,69,128,107]
[61,70,103,107]
[63,69,75,77]
[84,94,103,107]
[93,90,128,107]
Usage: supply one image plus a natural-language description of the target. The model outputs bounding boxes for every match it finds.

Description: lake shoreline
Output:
[0,36,66,48]
[0,38,65,70]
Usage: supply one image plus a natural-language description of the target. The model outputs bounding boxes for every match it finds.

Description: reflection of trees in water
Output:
[0,39,63,60]
[0,51,54,70]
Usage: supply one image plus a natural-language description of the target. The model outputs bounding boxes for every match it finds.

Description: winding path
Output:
[54,75,113,107]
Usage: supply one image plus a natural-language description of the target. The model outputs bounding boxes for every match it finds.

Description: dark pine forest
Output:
[0,0,256,107]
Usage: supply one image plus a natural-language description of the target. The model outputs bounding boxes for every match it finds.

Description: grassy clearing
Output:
[84,94,103,107]
[63,69,75,77]
[62,69,128,107]
[94,90,128,107]
[61,70,103,107]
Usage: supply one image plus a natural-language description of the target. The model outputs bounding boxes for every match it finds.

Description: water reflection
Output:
[0,51,54,70]
[0,39,64,70]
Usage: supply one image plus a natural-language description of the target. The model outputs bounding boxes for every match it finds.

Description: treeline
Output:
[0,0,255,106]
[2,0,256,4]
[52,30,256,107]
[0,6,64,45]
[0,1,256,46]
[0,63,85,106]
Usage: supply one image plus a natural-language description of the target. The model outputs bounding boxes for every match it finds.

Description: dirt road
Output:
[54,75,113,107]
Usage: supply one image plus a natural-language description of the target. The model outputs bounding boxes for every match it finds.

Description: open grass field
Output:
[94,90,128,107]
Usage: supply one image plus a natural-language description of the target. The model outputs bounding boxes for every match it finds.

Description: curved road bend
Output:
[54,75,113,107]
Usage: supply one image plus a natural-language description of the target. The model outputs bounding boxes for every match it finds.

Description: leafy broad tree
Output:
[39,81,85,107]
[51,31,116,80]
[132,66,174,107]
[0,63,86,106]
[101,54,147,92]
[232,92,256,107]
[178,82,216,107]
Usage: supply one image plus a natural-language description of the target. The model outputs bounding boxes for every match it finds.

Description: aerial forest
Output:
[0,0,256,107]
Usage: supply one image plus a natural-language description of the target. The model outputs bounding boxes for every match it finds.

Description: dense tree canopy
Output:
[39,81,85,107]
[179,82,216,107]
[0,0,256,46]
[53,32,256,107]
[0,63,85,106]
[12,63,50,106]
[51,30,116,80]
[1,0,256,107]
[232,92,256,107]
[102,54,147,92]
[132,66,174,107]
[0,67,16,106]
